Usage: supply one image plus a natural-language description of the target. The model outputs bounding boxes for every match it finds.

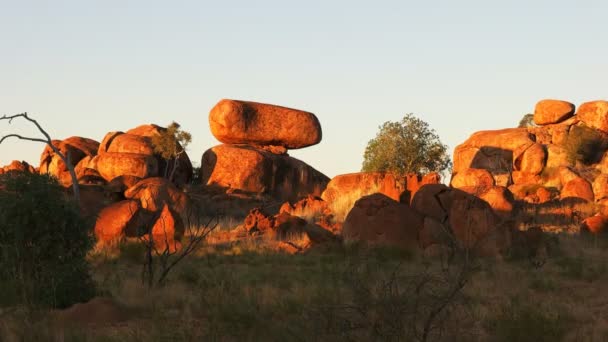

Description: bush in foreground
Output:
[0,172,95,308]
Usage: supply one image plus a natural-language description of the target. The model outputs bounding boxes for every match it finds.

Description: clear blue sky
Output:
[1,0,607,178]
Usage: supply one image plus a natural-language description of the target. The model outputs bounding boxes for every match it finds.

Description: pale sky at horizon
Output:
[1,0,607,178]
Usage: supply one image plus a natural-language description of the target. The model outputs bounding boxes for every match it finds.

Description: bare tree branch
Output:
[0,112,80,202]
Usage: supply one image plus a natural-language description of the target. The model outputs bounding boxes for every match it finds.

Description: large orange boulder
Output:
[516,143,546,175]
[448,190,499,250]
[411,185,507,254]
[209,99,322,149]
[201,144,329,202]
[98,125,193,186]
[577,100,608,133]
[94,200,141,243]
[150,204,184,252]
[99,132,155,155]
[477,186,515,218]
[95,153,159,182]
[453,129,536,187]
[451,168,495,191]
[124,177,189,214]
[581,215,608,234]
[342,193,423,249]
[411,184,452,223]
[593,174,608,203]
[561,177,594,202]
[533,99,575,125]
[39,137,100,187]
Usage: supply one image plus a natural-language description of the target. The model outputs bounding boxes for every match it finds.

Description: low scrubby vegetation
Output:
[1,232,608,341]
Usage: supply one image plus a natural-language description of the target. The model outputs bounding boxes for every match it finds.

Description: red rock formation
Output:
[342,193,423,249]
[94,200,140,243]
[577,100,608,133]
[124,177,189,214]
[201,144,329,203]
[561,177,594,202]
[97,124,193,186]
[321,172,440,204]
[95,153,159,181]
[411,185,509,255]
[209,99,322,149]
[39,137,100,187]
[451,168,495,191]
[0,160,36,174]
[581,215,608,234]
[533,99,575,125]
[150,204,183,252]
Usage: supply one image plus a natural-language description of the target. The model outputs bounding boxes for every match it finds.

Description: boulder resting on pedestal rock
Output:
[209,99,322,149]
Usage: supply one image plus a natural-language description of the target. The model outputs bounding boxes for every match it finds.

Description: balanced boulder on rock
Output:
[209,99,322,149]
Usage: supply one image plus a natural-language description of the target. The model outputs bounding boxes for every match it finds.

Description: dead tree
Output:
[0,113,80,202]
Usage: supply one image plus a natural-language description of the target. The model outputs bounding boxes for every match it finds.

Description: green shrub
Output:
[0,172,95,308]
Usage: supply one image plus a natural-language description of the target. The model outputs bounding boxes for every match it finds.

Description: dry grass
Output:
[3,233,608,341]
[328,184,380,222]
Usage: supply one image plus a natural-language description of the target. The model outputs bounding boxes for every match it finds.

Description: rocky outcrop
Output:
[209,99,322,149]
[97,124,193,186]
[342,193,423,249]
[94,153,159,182]
[533,99,575,125]
[39,137,100,187]
[411,185,511,255]
[94,200,141,243]
[201,144,329,203]
[242,208,336,251]
[124,177,189,214]
[452,99,608,233]
[321,172,441,204]
[0,160,36,174]
[451,168,495,192]
[577,100,608,133]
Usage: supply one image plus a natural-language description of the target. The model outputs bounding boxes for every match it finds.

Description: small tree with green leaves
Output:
[362,114,451,176]
[151,122,192,182]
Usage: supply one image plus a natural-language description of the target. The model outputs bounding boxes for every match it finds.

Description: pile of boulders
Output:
[201,99,329,203]
[451,99,608,233]
[340,185,512,256]
[33,124,195,248]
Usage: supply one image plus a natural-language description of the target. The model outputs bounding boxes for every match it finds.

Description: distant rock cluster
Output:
[6,97,595,257]
[452,99,608,234]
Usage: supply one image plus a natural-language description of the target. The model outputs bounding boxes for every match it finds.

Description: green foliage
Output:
[151,122,193,181]
[151,122,192,161]
[362,114,451,175]
[518,113,536,128]
[564,124,608,165]
[0,172,95,309]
